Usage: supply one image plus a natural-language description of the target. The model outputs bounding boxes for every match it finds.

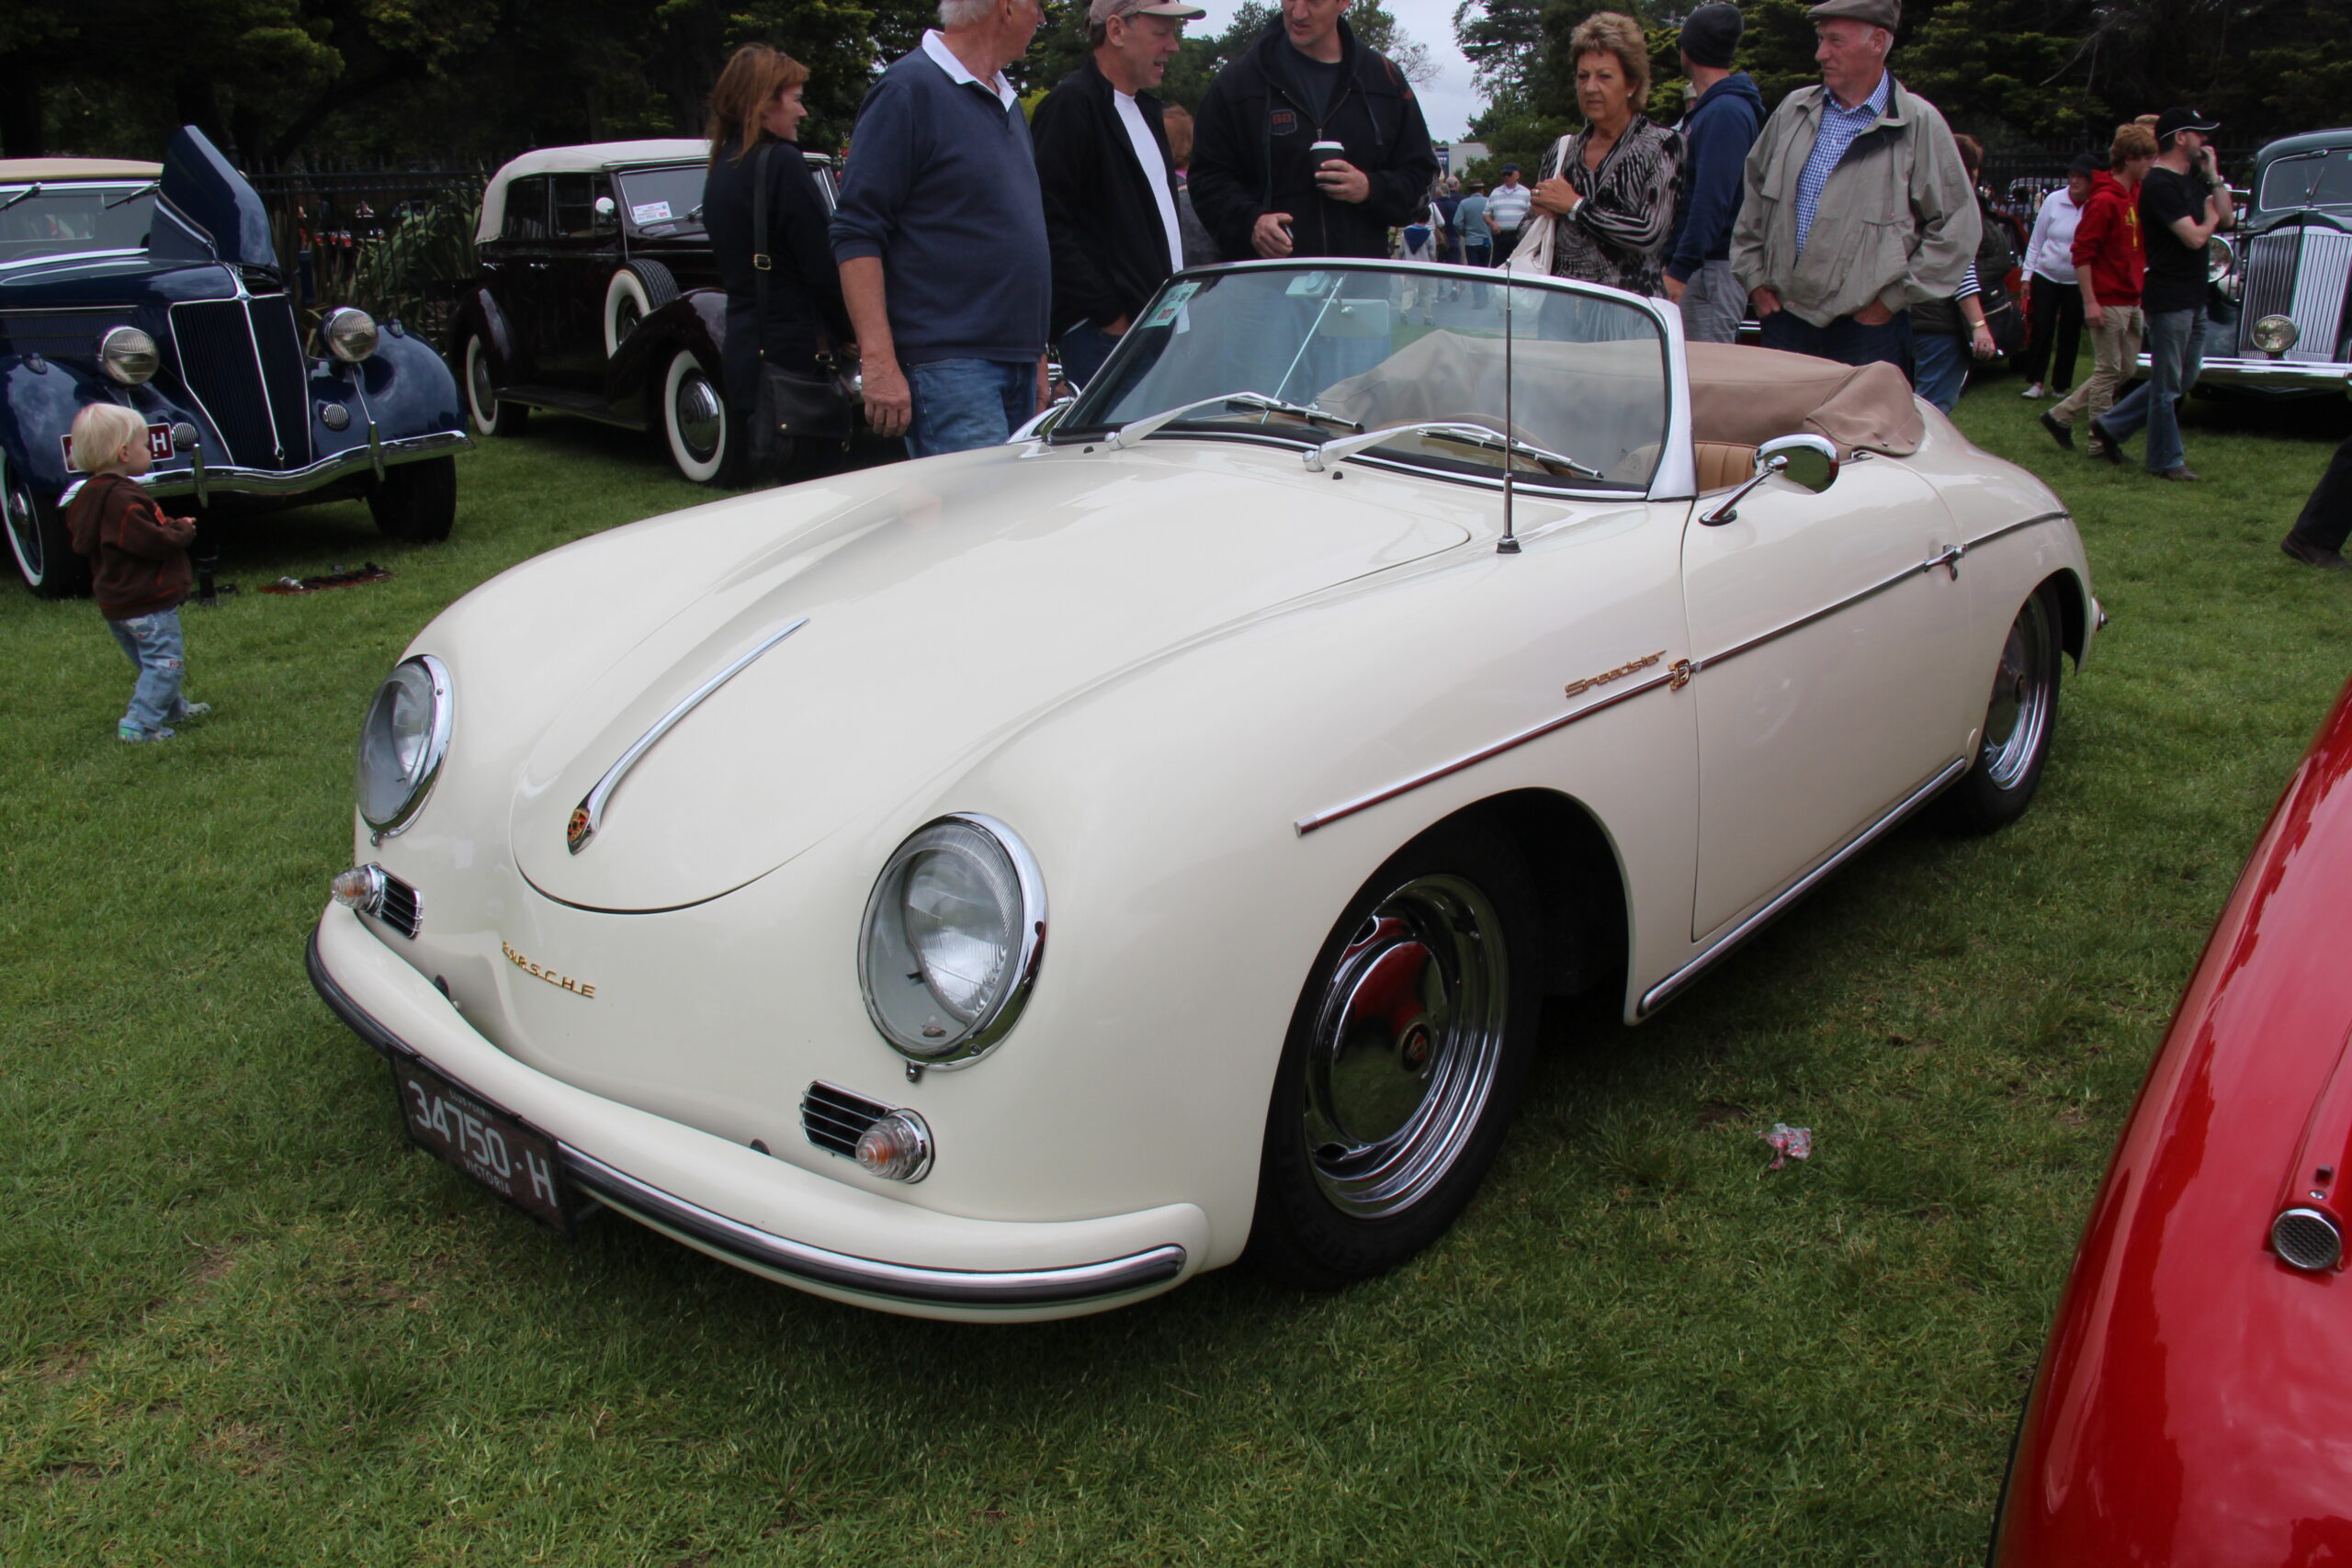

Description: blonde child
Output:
[63,403,209,741]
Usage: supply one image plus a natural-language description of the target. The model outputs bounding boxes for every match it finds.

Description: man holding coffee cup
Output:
[1188,0,1439,262]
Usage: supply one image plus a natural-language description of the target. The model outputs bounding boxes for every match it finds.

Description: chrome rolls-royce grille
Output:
[2236,227,2352,361]
[800,1081,889,1159]
[168,295,313,469]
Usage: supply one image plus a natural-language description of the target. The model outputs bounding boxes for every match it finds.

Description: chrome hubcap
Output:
[1981,593,2053,789]
[467,341,496,425]
[675,371,722,458]
[3,477,40,581]
[1304,874,1508,1218]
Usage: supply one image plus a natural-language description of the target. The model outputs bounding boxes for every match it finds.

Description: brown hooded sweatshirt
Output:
[66,473,195,620]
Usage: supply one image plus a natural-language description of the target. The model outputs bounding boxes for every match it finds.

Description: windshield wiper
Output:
[1107,389,1363,450]
[104,182,160,209]
[0,184,42,214]
[1306,421,1602,479]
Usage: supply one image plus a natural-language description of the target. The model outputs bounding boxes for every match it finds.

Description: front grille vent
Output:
[801,1081,889,1159]
[2272,1206,2343,1272]
[2237,228,2352,361]
[168,294,313,470]
[372,870,424,940]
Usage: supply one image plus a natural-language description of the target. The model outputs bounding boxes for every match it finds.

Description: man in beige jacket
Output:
[1729,0,1976,376]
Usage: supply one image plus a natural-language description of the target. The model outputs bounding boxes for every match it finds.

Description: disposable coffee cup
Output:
[1309,140,1345,164]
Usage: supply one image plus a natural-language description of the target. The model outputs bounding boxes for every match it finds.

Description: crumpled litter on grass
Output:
[1760,1122,1814,1170]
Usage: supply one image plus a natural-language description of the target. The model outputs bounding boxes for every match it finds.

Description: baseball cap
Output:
[2065,152,2102,176]
[2154,107,2220,141]
[1500,163,1520,174]
[1089,0,1206,23]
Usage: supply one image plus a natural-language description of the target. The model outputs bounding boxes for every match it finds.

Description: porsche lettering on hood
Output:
[509,454,1471,911]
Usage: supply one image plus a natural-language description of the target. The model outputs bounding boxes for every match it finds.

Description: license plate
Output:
[390,1054,574,1232]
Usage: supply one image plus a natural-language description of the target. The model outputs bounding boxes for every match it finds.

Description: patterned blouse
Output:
[1539,117,1683,298]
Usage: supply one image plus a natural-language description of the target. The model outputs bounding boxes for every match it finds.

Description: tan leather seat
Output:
[1693,440,1758,495]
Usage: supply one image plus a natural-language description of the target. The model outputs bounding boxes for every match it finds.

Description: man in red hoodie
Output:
[2041,123,2157,456]
[63,402,209,742]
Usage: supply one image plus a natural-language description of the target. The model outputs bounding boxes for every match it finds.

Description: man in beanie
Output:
[1729,0,1976,374]
[1031,0,1206,388]
[1663,3,1763,344]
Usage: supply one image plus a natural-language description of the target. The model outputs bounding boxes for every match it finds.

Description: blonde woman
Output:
[1527,11,1681,299]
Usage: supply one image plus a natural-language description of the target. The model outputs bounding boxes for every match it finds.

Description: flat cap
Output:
[1807,0,1898,29]
[1089,0,1205,23]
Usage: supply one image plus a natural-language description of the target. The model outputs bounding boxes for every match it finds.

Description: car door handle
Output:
[1924,544,1965,580]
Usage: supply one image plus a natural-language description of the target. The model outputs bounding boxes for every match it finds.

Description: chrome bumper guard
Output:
[2138,353,2352,392]
[304,926,1189,1310]
[138,428,471,504]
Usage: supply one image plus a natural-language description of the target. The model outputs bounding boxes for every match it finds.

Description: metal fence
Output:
[245,169,491,341]
[1981,147,2259,233]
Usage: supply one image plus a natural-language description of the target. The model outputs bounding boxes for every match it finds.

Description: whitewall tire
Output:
[662,349,729,484]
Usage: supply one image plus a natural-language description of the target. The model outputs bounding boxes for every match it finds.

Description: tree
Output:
[1452,0,1544,104]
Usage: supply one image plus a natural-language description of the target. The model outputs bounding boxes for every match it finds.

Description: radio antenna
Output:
[1498,281,1521,556]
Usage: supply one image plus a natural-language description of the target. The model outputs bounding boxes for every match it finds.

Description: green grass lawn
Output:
[2,388,2346,1565]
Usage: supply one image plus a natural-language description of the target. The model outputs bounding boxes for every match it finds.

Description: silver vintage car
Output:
[2199,129,2352,394]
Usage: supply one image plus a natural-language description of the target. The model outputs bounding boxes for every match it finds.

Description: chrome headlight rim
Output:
[356,654,452,838]
[97,325,159,385]
[2252,312,2301,355]
[322,305,380,364]
[857,813,1046,1069]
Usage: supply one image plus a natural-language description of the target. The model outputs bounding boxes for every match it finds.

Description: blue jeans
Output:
[1758,307,1914,380]
[107,607,187,733]
[906,358,1035,458]
[1912,330,1968,413]
[1056,323,1121,390]
[2097,307,2204,472]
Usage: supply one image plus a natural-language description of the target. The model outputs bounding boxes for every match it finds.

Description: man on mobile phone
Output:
[1188,0,1439,262]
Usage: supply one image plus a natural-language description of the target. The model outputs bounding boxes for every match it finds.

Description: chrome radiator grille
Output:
[2237,227,2352,361]
[168,295,313,469]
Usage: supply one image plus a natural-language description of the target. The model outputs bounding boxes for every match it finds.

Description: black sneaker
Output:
[2039,410,2074,450]
[2086,421,2123,464]
[2154,465,2199,482]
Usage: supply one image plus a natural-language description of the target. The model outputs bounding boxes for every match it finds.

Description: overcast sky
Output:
[1181,0,1488,143]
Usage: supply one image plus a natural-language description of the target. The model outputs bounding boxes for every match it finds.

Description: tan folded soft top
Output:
[1685,342,1923,459]
[0,159,163,182]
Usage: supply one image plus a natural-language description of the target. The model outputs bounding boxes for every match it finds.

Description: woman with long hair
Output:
[700,43,851,479]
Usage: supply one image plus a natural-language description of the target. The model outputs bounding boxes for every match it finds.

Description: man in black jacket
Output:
[1032,0,1204,388]
[1188,0,1439,263]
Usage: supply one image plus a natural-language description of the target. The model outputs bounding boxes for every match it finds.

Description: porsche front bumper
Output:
[306,906,1200,1321]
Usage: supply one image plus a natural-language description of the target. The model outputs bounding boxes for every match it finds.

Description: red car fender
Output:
[1992,673,2352,1565]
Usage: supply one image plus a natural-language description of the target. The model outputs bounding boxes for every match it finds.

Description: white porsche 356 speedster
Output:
[309,261,2098,1321]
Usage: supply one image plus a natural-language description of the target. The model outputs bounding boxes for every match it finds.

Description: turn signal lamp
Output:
[854,1110,933,1182]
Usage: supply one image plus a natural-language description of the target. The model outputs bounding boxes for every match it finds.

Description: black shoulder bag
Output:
[748,141,853,464]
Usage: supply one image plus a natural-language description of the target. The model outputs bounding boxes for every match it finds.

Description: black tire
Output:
[3,458,86,599]
[1934,581,2063,834]
[462,333,527,438]
[661,348,731,483]
[1246,822,1541,1289]
[368,457,458,543]
[604,261,679,357]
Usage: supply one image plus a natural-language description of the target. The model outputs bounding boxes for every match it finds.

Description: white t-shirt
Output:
[1114,88,1184,279]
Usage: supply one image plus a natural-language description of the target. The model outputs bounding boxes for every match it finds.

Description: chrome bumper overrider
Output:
[2137,353,2352,391]
[305,920,1191,1311]
[136,429,471,503]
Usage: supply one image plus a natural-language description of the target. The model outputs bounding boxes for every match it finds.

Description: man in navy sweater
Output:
[831,0,1053,456]
[1662,4,1763,344]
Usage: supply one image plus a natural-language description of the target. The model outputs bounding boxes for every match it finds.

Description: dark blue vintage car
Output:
[0,126,469,597]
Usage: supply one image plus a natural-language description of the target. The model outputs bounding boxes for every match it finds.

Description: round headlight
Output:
[2205,236,2233,285]
[2252,313,2300,355]
[98,325,159,385]
[322,306,379,364]
[356,655,452,836]
[858,815,1045,1066]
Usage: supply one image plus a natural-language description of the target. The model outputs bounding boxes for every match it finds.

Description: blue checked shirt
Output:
[1793,72,1893,259]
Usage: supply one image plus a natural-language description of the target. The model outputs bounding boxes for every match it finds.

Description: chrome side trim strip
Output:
[563,1151,1186,1307]
[1295,669,1679,835]
[568,618,808,854]
[1963,510,2069,551]
[1699,551,1957,672]
[302,929,1188,1309]
[1636,756,1967,1018]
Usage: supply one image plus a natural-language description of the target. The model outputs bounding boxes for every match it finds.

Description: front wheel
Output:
[1246,824,1540,1289]
[3,459,86,598]
[661,349,731,483]
[1934,581,2062,833]
[368,457,457,543]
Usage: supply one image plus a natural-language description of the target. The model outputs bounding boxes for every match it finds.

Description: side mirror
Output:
[1699,433,1840,525]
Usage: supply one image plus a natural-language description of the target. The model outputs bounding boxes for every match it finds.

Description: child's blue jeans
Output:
[107,607,187,734]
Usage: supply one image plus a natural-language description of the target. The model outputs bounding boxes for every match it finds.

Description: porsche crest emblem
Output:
[567,807,593,852]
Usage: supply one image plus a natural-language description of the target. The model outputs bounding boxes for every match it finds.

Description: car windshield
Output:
[616,165,706,233]
[2259,148,2352,214]
[0,183,156,265]
[1056,264,1669,491]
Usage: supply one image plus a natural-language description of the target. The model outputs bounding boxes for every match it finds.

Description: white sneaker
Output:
[2020,383,2045,399]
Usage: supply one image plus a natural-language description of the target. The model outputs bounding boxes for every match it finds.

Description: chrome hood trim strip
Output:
[566,617,808,854]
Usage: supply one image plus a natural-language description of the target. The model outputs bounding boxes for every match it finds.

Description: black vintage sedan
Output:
[450,141,841,483]
[0,127,469,597]
[2194,128,2352,395]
